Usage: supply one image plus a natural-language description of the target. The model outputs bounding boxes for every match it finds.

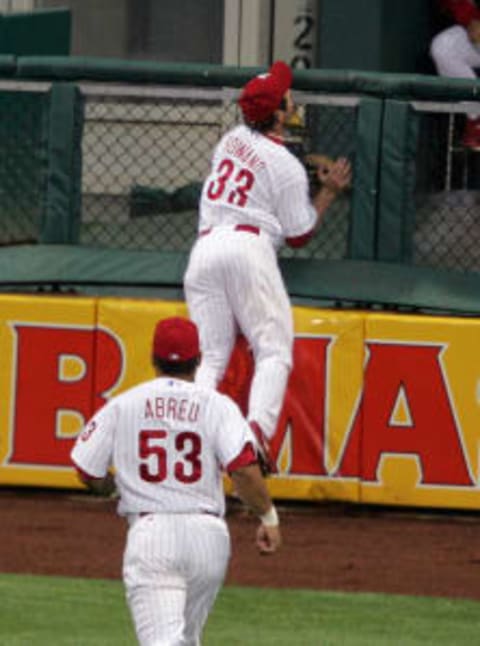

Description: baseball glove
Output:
[303,153,336,197]
[304,153,353,198]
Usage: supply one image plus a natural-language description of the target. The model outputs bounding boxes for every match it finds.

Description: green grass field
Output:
[1,573,479,646]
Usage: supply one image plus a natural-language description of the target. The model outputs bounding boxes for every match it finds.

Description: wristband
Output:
[259,505,279,527]
[321,182,340,198]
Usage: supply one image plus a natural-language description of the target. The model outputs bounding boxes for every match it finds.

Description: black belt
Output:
[138,510,219,518]
[199,224,260,237]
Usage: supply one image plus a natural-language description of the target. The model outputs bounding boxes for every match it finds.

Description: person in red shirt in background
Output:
[430,0,480,149]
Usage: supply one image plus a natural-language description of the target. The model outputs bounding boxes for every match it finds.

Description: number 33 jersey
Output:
[199,124,316,249]
[70,377,256,518]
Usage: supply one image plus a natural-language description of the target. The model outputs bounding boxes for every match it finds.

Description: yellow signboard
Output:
[0,294,479,510]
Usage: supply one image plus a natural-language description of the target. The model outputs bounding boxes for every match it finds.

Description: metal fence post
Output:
[349,96,384,260]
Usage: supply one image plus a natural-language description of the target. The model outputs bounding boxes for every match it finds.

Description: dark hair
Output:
[152,355,200,376]
[246,116,275,133]
[244,97,288,133]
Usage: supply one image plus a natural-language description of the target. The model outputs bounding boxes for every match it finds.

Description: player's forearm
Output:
[311,156,352,227]
[230,464,275,517]
[312,185,338,228]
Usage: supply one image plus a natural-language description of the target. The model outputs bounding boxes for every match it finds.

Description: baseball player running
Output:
[184,60,352,472]
[71,316,281,646]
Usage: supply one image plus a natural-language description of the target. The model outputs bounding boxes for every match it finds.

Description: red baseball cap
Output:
[152,317,200,362]
[238,60,293,124]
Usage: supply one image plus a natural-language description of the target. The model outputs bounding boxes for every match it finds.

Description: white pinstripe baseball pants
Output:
[123,513,230,646]
[184,227,294,440]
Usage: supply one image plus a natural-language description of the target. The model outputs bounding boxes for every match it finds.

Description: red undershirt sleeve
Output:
[285,229,315,248]
[225,442,258,473]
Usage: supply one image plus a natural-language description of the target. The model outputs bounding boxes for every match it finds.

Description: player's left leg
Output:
[123,515,187,645]
[230,238,294,442]
[182,515,231,645]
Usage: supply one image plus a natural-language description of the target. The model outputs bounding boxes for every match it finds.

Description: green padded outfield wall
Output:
[0,81,84,246]
[0,89,49,245]
[0,59,479,314]
[0,8,70,56]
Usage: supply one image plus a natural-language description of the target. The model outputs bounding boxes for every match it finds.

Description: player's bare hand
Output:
[256,524,282,555]
[320,157,352,193]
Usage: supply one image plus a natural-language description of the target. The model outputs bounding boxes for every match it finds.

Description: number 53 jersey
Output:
[199,124,316,250]
[70,377,256,518]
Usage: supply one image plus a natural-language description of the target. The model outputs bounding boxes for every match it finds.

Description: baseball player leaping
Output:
[71,317,281,646]
[184,60,352,473]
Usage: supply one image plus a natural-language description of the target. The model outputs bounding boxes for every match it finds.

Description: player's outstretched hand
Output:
[320,156,352,193]
[256,524,282,555]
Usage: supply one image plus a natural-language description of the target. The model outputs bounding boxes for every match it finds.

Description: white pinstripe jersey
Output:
[70,377,255,518]
[199,124,316,249]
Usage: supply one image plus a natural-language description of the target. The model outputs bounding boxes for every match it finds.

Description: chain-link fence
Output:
[2,73,480,277]
[281,95,356,260]
[79,84,356,259]
[80,86,227,252]
[413,102,480,273]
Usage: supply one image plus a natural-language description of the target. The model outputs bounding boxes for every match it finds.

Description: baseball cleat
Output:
[249,421,277,476]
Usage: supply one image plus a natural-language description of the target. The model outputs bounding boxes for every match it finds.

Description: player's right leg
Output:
[126,584,185,646]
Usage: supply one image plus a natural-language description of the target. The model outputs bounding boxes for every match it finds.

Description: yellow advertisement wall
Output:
[1,293,480,510]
